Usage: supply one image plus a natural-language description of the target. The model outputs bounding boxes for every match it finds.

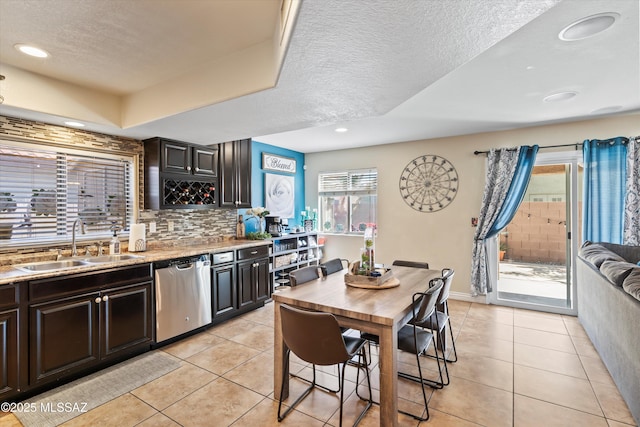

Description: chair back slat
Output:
[437,268,455,305]
[392,260,430,269]
[280,304,349,365]
[413,278,443,323]
[320,258,348,276]
[289,265,320,286]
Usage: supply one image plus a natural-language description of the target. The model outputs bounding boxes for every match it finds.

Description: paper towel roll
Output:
[128,223,146,252]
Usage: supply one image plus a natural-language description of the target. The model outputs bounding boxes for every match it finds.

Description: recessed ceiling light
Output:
[15,43,50,58]
[559,13,619,41]
[543,91,578,103]
[335,127,348,133]
[590,105,623,115]
[64,121,85,128]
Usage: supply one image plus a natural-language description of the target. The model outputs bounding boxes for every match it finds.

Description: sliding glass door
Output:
[490,151,582,315]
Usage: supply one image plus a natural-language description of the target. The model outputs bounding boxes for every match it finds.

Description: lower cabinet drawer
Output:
[236,245,269,260]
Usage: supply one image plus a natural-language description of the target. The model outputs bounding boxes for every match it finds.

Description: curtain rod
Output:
[473,142,581,156]
[473,135,638,156]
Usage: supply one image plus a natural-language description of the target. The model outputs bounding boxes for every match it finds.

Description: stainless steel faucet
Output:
[71,219,85,257]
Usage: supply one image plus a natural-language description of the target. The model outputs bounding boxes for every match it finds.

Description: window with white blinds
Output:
[318,169,377,234]
[0,141,135,245]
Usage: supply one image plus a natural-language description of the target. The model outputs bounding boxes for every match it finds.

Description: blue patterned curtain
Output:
[582,138,627,244]
[623,138,639,245]
[471,145,538,296]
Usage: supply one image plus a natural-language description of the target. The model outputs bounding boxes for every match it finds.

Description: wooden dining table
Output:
[273,266,442,426]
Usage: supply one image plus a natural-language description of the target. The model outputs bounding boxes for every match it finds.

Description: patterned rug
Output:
[14,351,180,427]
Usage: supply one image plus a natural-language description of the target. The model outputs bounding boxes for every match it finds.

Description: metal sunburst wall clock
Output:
[399,155,459,212]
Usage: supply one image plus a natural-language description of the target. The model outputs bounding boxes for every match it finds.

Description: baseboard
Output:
[449,291,488,304]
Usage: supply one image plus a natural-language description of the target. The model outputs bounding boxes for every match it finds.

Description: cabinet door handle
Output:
[195,167,200,172]
[95,297,102,304]
[186,166,191,171]
[103,295,109,302]
[250,250,258,255]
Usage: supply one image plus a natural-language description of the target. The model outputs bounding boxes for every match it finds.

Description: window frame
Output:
[317,168,377,235]
[0,138,139,249]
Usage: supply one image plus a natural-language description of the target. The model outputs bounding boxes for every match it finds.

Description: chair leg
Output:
[435,327,450,386]
[398,350,430,421]
[354,346,374,403]
[446,316,458,363]
[398,333,448,389]
[349,347,373,426]
[290,363,341,393]
[278,350,315,422]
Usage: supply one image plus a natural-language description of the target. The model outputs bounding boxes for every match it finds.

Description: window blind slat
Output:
[0,142,134,245]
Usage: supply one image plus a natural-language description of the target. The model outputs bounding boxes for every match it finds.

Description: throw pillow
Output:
[600,261,636,287]
[622,268,640,301]
[579,244,626,268]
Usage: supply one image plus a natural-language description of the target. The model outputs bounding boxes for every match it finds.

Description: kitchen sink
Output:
[13,254,145,272]
[82,254,144,263]
[14,259,91,272]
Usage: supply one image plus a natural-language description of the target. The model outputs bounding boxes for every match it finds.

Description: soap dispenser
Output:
[109,227,121,255]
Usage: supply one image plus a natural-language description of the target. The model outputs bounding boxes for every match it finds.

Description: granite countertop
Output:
[0,239,271,285]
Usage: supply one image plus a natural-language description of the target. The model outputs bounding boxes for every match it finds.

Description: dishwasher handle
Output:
[154,254,210,270]
[174,262,194,270]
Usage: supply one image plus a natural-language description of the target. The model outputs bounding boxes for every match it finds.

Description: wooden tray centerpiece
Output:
[344,261,399,289]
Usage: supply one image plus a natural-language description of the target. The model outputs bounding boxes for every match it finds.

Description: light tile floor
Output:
[2,300,636,426]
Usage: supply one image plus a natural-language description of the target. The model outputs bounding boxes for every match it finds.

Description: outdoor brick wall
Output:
[500,201,569,264]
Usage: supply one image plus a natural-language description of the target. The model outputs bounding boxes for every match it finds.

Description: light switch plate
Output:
[149,222,156,233]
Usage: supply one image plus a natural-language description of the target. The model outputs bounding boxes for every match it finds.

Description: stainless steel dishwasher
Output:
[154,254,211,343]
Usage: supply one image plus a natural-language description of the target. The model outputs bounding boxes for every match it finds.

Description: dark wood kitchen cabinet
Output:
[144,137,219,209]
[219,139,252,208]
[236,246,270,311]
[101,282,153,359]
[211,252,237,321]
[29,292,100,385]
[28,264,153,387]
[151,137,218,177]
[0,282,21,401]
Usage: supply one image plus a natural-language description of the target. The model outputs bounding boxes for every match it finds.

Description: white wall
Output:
[305,113,640,299]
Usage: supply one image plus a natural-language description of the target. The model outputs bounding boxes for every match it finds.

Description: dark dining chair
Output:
[277,304,373,426]
[392,259,430,269]
[359,278,444,421]
[320,258,349,276]
[413,268,457,370]
[395,278,444,420]
[289,265,320,286]
[287,264,349,388]
[361,259,431,357]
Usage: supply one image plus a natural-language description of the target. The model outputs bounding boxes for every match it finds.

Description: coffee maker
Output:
[265,216,283,237]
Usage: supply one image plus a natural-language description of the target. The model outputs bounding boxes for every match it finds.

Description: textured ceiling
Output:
[0,0,638,153]
[0,0,279,95]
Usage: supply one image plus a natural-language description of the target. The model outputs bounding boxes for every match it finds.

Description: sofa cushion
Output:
[599,242,640,264]
[600,261,636,287]
[622,268,640,301]
[580,243,627,268]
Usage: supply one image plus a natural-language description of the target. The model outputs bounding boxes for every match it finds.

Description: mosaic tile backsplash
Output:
[0,115,236,262]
